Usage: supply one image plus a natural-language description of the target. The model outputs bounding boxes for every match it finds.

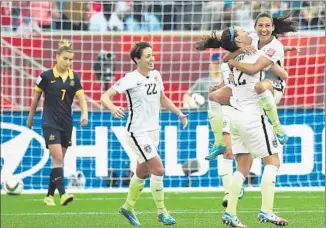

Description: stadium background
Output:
[0,1,325,192]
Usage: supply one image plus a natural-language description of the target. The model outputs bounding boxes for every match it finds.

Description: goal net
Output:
[1,1,324,192]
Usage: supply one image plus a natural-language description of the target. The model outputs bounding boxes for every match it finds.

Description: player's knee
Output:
[152,167,164,176]
[52,157,64,167]
[255,82,266,94]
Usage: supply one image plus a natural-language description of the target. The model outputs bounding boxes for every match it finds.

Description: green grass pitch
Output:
[1,191,324,228]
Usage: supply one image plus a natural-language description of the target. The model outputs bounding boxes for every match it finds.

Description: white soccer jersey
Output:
[229,51,266,115]
[250,33,285,83]
[112,70,164,133]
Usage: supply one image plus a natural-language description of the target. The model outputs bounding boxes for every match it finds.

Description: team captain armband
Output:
[75,89,84,96]
[34,85,43,92]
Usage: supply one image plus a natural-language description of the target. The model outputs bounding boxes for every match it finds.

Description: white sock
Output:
[226,171,245,215]
[261,165,278,214]
[218,158,233,195]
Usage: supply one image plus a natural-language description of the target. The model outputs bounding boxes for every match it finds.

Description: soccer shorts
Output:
[228,109,282,159]
[43,127,72,149]
[125,129,159,164]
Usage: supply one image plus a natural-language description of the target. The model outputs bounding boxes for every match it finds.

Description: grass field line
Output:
[1,209,324,216]
[24,195,324,201]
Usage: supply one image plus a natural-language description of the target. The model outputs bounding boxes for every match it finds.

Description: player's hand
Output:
[111,106,125,119]
[209,84,221,93]
[228,59,236,67]
[179,113,188,129]
[239,45,256,55]
[80,114,88,127]
[285,46,301,53]
[26,117,33,128]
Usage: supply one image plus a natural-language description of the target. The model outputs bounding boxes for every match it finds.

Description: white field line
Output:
[1,209,324,216]
[23,195,324,202]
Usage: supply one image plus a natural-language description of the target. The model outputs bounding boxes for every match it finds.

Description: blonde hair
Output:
[58,40,73,54]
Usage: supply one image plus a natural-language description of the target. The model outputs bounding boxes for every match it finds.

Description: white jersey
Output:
[112,70,164,133]
[229,51,266,115]
[250,33,285,84]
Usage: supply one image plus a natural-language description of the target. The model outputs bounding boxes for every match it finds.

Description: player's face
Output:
[255,17,275,43]
[56,51,74,71]
[138,47,155,70]
[234,26,250,45]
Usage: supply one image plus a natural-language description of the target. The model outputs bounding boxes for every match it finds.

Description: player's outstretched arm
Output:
[26,90,42,128]
[228,56,272,75]
[101,88,125,119]
[160,91,188,129]
[76,91,88,126]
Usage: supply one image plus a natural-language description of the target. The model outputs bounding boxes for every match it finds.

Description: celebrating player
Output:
[27,40,88,206]
[199,26,289,227]
[101,42,188,226]
[224,12,298,143]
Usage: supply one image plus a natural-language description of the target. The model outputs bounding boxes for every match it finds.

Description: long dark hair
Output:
[196,28,239,52]
[255,12,298,37]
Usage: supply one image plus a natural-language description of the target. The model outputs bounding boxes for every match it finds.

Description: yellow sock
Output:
[218,158,233,195]
[226,171,245,215]
[208,103,224,146]
[150,175,165,213]
[124,175,145,210]
[261,165,278,214]
[258,91,280,127]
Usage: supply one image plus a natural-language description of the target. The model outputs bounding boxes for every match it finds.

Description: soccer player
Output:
[26,40,88,206]
[199,26,289,227]
[200,13,297,160]
[100,42,188,226]
[224,12,298,144]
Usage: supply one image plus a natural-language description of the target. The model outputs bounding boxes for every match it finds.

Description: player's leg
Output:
[250,116,288,226]
[255,80,288,144]
[120,162,148,227]
[259,153,288,226]
[42,128,63,206]
[206,86,233,160]
[222,153,251,228]
[146,130,176,225]
[58,129,74,206]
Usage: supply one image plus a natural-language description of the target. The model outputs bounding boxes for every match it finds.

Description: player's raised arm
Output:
[101,88,125,119]
[160,91,188,129]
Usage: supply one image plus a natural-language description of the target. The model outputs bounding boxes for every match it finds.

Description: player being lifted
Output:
[198,26,289,227]
[201,12,297,160]
[101,42,188,226]
[27,40,88,206]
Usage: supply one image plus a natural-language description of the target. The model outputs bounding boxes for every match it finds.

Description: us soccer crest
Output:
[272,138,278,148]
[144,144,152,153]
[70,80,75,87]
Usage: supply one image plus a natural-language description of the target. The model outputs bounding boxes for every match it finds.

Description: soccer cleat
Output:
[157,211,176,225]
[60,193,74,206]
[43,196,56,206]
[276,133,289,145]
[119,207,141,226]
[205,144,226,160]
[273,125,289,145]
[222,188,245,208]
[258,211,288,226]
[222,211,247,227]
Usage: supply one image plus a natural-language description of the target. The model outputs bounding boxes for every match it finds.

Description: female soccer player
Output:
[27,40,88,206]
[198,26,289,227]
[224,12,298,144]
[101,42,188,226]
